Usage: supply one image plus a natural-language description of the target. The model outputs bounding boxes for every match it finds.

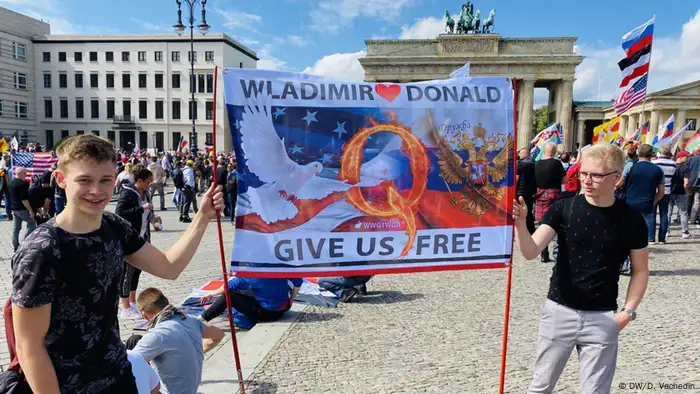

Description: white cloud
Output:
[302,50,367,81]
[310,0,412,34]
[128,18,171,33]
[574,9,700,101]
[286,35,308,47]
[399,15,448,39]
[256,44,288,71]
[215,7,262,34]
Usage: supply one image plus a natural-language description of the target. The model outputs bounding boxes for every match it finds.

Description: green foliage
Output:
[531,106,549,140]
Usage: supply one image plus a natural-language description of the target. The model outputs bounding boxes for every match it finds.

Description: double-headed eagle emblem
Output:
[423,110,513,216]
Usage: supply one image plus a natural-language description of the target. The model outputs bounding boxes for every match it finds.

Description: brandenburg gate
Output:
[360,34,584,150]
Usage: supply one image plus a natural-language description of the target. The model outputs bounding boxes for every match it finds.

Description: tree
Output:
[531,106,549,140]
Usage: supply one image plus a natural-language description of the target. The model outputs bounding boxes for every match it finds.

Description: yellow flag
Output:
[0,138,8,153]
[593,117,621,144]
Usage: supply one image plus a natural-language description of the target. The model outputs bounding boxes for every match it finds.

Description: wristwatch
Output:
[621,308,637,321]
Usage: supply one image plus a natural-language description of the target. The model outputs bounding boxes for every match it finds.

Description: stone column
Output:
[517,79,535,150]
[576,119,586,149]
[556,79,574,151]
[649,110,661,144]
[619,116,628,139]
[676,109,687,146]
[627,113,638,138]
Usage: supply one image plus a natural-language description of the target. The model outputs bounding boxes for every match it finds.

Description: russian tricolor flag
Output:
[660,114,675,140]
[622,15,655,58]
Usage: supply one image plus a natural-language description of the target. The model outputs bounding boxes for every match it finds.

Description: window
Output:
[74,52,82,62]
[198,74,205,93]
[155,100,164,119]
[92,130,99,136]
[122,51,130,61]
[59,52,66,62]
[206,132,213,145]
[44,99,53,118]
[43,73,52,88]
[123,100,131,117]
[15,102,28,119]
[189,74,194,93]
[189,100,197,120]
[172,73,181,89]
[138,51,146,62]
[172,100,181,120]
[76,130,84,135]
[107,100,115,119]
[75,72,84,88]
[45,130,54,149]
[89,51,97,62]
[59,73,67,88]
[155,73,164,88]
[205,51,214,61]
[206,73,214,93]
[155,131,164,152]
[0,100,3,116]
[188,51,197,62]
[138,74,147,88]
[122,73,131,88]
[106,51,114,62]
[687,118,698,131]
[206,101,214,120]
[43,52,51,62]
[13,42,26,61]
[106,73,115,88]
[76,99,84,119]
[61,130,69,138]
[172,51,180,61]
[60,99,68,118]
[90,73,99,88]
[91,100,99,119]
[155,51,163,62]
[139,132,148,151]
[240,62,243,68]
[139,100,147,119]
[14,72,27,90]
[108,130,115,142]
[172,132,181,150]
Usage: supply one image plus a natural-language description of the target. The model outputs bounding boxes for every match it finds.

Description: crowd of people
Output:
[0,136,375,393]
[514,142,700,392]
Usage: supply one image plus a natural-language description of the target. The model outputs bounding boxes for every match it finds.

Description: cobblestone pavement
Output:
[245,223,700,394]
[0,188,245,372]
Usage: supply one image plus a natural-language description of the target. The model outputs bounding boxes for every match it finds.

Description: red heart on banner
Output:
[375,84,401,103]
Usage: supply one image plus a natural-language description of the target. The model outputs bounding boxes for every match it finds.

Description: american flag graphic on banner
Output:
[11,152,58,181]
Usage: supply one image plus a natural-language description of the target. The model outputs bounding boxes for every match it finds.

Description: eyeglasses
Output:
[579,171,618,183]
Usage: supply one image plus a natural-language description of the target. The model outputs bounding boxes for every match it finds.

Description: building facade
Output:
[0,6,50,142]
[572,80,700,149]
[33,33,257,153]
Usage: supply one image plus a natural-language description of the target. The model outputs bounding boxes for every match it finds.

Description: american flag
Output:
[614,74,647,115]
[11,152,58,181]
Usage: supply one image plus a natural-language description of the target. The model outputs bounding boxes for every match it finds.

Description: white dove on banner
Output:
[240,94,360,224]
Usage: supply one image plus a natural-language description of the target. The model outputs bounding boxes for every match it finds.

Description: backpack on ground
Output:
[172,169,184,189]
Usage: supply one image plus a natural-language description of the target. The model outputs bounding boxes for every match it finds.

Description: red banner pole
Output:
[498,78,518,394]
[210,65,246,394]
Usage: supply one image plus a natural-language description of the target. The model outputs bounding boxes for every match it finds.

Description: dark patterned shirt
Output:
[11,212,146,393]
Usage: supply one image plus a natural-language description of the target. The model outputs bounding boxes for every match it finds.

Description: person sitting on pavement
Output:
[318,276,373,303]
[199,276,302,329]
[128,288,225,394]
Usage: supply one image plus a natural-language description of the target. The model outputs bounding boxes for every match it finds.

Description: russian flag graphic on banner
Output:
[222,69,516,277]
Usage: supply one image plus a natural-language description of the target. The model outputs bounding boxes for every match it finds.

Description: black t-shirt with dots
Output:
[542,194,647,311]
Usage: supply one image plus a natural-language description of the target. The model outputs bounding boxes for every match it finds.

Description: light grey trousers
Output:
[529,299,619,394]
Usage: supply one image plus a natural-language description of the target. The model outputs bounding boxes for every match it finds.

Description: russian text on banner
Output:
[222,69,516,277]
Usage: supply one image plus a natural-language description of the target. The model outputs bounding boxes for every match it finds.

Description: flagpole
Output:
[639,13,655,144]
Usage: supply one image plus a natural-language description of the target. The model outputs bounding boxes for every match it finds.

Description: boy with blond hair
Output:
[513,144,649,393]
[11,135,223,393]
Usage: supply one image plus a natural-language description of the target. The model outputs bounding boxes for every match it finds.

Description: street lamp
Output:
[174,0,210,154]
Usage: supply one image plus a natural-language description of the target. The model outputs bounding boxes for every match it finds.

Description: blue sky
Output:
[3,0,700,104]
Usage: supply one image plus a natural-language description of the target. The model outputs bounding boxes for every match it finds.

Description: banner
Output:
[222,69,515,277]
